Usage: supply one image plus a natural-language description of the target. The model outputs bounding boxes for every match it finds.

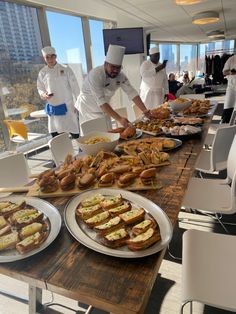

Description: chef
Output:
[75,44,150,130]
[140,46,169,109]
[37,46,80,138]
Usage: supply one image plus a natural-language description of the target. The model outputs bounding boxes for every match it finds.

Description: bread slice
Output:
[0,216,8,230]
[9,208,38,225]
[132,219,157,236]
[84,211,110,228]
[119,208,145,225]
[0,201,26,218]
[16,231,47,254]
[94,216,124,236]
[101,194,123,210]
[108,202,131,216]
[19,222,47,240]
[0,201,12,211]
[0,232,19,251]
[101,228,130,248]
[0,224,11,237]
[76,204,103,220]
[13,212,44,229]
[127,228,161,251]
[80,194,105,207]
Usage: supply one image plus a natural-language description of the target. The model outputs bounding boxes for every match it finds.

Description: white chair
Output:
[194,124,236,174]
[48,133,75,167]
[0,152,30,187]
[80,116,112,135]
[182,134,236,231]
[181,229,236,313]
[179,94,205,100]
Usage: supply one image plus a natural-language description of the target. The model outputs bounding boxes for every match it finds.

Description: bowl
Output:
[77,131,120,156]
[168,98,192,114]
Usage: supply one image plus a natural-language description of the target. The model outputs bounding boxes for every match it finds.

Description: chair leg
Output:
[180,301,193,314]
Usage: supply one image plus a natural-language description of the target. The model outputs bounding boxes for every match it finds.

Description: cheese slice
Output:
[130,228,154,243]
[95,217,121,231]
[108,202,130,214]
[85,211,109,224]
[81,194,105,207]
[20,223,43,239]
[105,228,128,241]
[101,194,122,208]
[78,204,101,214]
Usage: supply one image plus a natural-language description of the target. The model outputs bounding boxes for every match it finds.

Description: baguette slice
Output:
[9,208,38,225]
[101,194,123,210]
[16,231,47,254]
[0,232,19,251]
[108,202,131,216]
[101,228,130,248]
[19,222,47,240]
[0,216,8,230]
[119,208,145,225]
[14,212,44,229]
[94,216,124,236]
[0,201,26,218]
[0,201,12,211]
[0,225,11,237]
[76,204,103,220]
[80,194,105,207]
[84,211,110,228]
[132,219,157,236]
[127,228,161,251]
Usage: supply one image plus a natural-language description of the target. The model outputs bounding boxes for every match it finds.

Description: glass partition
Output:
[89,19,105,68]
[180,44,197,78]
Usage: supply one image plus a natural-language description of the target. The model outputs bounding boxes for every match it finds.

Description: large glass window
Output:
[180,44,197,78]
[46,11,87,88]
[159,43,178,74]
[89,19,105,68]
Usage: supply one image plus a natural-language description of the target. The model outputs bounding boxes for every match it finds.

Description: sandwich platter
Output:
[64,188,173,258]
[0,196,61,262]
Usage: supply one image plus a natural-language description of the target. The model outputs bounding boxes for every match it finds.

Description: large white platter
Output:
[0,196,61,263]
[64,188,173,258]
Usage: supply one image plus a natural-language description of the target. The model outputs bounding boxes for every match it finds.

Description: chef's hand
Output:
[118,117,130,128]
[155,63,166,72]
[143,109,152,119]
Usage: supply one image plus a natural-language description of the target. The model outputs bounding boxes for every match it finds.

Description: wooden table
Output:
[0,124,209,314]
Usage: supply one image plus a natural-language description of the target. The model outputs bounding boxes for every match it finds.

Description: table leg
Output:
[28,285,43,314]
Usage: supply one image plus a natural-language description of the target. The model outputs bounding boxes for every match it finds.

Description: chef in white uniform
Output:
[37,46,80,138]
[76,44,150,130]
[140,46,169,109]
[222,55,236,123]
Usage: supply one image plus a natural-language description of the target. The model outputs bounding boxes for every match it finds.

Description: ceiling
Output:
[98,0,236,43]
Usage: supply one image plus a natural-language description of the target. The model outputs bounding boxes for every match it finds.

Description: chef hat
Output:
[105,45,126,66]
[41,46,56,56]
[149,46,159,55]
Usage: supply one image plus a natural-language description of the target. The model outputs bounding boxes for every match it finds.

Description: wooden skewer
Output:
[0,186,30,193]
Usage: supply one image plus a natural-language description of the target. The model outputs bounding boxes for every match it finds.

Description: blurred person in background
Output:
[37,46,80,138]
[168,73,181,97]
[140,46,169,109]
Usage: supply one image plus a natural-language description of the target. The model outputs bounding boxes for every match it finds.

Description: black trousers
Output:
[221,108,234,123]
[51,132,80,139]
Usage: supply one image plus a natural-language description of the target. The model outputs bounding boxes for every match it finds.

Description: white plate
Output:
[64,188,173,258]
[0,196,61,263]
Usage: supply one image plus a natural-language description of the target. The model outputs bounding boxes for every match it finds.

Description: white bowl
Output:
[77,131,120,156]
[169,99,192,113]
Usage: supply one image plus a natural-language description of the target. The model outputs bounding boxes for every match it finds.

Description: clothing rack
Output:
[205,48,236,56]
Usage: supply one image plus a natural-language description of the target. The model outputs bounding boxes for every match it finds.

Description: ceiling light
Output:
[192,11,219,25]
[206,30,224,38]
[175,0,202,4]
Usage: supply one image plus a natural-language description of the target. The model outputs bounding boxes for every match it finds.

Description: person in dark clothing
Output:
[168,73,181,96]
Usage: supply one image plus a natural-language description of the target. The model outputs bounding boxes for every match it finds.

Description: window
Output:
[180,44,197,77]
[89,19,105,68]
[159,43,178,74]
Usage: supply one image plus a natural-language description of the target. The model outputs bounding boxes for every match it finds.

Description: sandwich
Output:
[127,228,161,251]
[120,126,136,140]
[38,176,59,193]
[57,168,74,181]
[0,200,26,218]
[76,204,103,220]
[16,231,47,254]
[101,228,130,248]
[139,168,157,185]
[0,216,11,236]
[109,165,131,174]
[98,173,115,187]
[131,219,157,236]
[101,194,123,210]
[108,202,131,216]
[19,222,47,240]
[94,216,124,236]
[9,208,38,225]
[117,173,137,188]
[37,169,55,181]
[60,173,76,191]
[119,208,145,225]
[84,211,110,228]
[138,151,151,165]
[12,211,44,229]
[0,232,19,251]
[80,194,105,207]
[78,173,96,189]
[162,139,175,149]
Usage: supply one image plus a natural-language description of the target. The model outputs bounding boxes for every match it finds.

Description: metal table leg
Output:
[28,285,43,314]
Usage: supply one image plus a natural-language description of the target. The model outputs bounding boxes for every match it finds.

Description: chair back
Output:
[211,125,236,171]
[80,116,111,135]
[229,109,236,126]
[4,120,28,140]
[179,94,205,100]
[0,152,30,187]
[48,133,75,166]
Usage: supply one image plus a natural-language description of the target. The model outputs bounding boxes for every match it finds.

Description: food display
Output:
[182,99,211,116]
[149,107,171,120]
[173,117,203,125]
[0,200,49,255]
[162,125,202,137]
[83,136,111,144]
[75,193,161,251]
[109,125,138,140]
[133,119,175,135]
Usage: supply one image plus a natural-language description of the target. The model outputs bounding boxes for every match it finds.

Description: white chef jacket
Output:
[140,60,169,109]
[75,65,138,126]
[37,63,80,134]
[222,55,236,109]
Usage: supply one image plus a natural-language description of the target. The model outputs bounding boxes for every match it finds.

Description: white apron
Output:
[140,82,165,109]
